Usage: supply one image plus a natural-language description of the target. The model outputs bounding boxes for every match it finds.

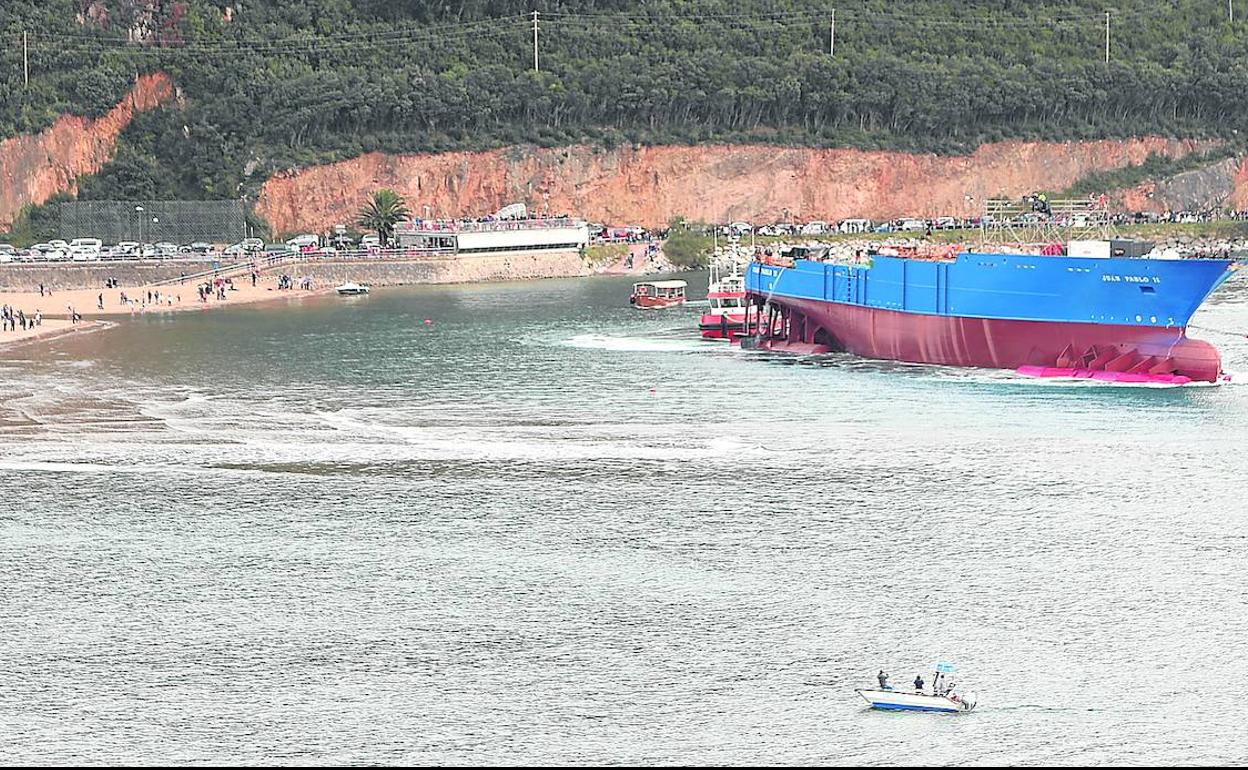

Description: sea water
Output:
[1,272,1246,765]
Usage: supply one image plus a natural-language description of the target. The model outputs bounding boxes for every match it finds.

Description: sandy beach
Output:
[0,275,328,318]
[0,272,331,351]
[0,316,112,348]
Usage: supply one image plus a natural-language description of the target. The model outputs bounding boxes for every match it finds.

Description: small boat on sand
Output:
[335,282,370,296]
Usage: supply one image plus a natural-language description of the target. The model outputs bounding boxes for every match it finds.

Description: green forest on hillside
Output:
[2,0,1248,206]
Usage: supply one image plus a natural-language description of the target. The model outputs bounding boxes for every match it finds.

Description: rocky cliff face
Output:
[256,138,1218,233]
[0,72,175,230]
[1113,157,1248,212]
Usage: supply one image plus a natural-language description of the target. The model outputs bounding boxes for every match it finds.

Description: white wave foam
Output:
[560,333,709,353]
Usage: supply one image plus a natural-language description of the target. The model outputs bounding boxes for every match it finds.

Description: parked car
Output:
[359,234,381,248]
[286,233,320,250]
[899,218,927,232]
[154,242,179,258]
[0,244,15,263]
[32,243,67,261]
[800,221,829,235]
[70,245,99,262]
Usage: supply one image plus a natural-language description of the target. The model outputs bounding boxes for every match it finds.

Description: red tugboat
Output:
[630,280,687,309]
[699,260,750,339]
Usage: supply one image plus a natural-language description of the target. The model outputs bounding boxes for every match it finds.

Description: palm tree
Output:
[357,189,410,247]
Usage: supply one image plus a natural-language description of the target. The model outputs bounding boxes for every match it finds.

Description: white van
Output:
[800,221,829,235]
[69,237,103,255]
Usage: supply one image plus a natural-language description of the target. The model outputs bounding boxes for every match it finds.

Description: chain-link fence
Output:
[53,200,248,244]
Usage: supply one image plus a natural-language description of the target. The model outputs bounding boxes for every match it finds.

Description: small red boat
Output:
[630,280,687,309]
[699,261,750,339]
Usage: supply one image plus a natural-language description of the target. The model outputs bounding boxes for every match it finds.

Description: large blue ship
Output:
[743,241,1239,383]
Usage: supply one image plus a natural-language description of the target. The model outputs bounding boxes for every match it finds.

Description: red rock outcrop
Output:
[0,72,175,230]
[257,138,1218,233]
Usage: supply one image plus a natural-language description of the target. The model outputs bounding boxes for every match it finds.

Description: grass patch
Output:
[584,242,628,268]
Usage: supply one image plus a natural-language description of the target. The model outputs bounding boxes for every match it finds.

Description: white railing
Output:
[394,217,578,235]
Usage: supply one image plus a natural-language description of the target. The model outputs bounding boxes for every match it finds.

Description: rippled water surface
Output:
[2,272,1247,765]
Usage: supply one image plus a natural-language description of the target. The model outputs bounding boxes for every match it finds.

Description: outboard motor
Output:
[960,691,978,712]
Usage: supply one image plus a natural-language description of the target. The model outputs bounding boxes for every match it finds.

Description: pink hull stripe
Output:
[1016,365,1193,385]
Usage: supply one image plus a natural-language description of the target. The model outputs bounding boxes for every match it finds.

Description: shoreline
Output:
[0,248,675,353]
[0,319,114,352]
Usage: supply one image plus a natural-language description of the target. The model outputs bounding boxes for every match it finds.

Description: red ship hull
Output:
[633,296,685,310]
[749,297,1223,382]
[698,312,749,340]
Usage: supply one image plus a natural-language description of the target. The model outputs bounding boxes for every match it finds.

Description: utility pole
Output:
[1104,11,1110,64]
[23,31,29,87]
[532,11,539,73]
[1232,1,1235,24]
[830,9,836,57]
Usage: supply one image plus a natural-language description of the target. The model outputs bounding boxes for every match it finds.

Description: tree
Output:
[357,189,410,247]
[662,218,711,268]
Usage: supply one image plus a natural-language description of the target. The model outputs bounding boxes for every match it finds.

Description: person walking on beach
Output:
[98,293,104,310]
[39,283,44,297]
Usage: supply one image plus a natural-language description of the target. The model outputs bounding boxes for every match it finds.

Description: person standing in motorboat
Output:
[877,670,891,690]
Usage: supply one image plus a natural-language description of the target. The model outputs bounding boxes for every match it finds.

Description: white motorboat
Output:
[857,662,976,713]
[335,282,370,296]
[855,687,977,713]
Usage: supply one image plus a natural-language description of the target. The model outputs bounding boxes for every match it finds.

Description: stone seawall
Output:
[0,250,593,292]
[0,261,225,292]
[277,250,592,287]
